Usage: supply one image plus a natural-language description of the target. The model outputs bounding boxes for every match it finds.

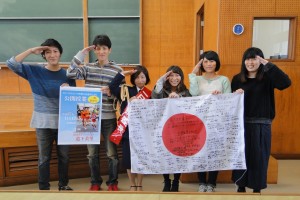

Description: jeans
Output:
[87,118,118,185]
[36,128,70,190]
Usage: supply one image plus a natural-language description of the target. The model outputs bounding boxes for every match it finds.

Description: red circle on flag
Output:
[162,113,206,157]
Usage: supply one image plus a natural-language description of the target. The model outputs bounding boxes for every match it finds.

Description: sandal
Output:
[136,186,143,191]
[130,186,137,191]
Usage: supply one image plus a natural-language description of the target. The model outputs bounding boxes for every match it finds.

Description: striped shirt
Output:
[67,51,123,119]
[6,57,76,129]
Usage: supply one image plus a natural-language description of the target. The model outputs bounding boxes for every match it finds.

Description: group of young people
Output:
[6,34,291,193]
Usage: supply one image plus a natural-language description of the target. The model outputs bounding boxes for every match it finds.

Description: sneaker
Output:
[198,184,207,192]
[206,184,215,192]
[89,184,101,191]
[253,189,261,193]
[58,185,73,191]
[112,183,119,191]
[108,183,118,191]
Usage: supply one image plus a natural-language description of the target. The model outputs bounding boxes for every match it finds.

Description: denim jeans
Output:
[87,118,118,185]
[36,128,70,190]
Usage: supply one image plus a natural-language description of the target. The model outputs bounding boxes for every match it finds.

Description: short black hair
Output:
[40,38,63,59]
[130,65,150,85]
[200,51,221,72]
[92,34,112,48]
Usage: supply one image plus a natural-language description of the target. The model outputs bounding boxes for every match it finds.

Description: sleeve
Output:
[67,78,76,87]
[153,77,164,94]
[188,73,200,96]
[6,57,29,80]
[109,72,125,101]
[231,75,240,92]
[66,51,87,80]
[151,86,164,99]
[264,63,291,90]
[222,76,232,93]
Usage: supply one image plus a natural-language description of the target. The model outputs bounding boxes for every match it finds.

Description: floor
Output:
[1,160,299,195]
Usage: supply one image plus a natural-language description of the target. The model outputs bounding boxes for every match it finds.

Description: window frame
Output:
[252,17,297,62]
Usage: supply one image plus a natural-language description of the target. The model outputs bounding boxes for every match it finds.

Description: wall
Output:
[0,0,299,157]
[141,0,195,90]
[216,0,299,157]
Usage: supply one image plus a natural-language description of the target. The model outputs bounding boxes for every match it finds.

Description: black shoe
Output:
[59,185,73,191]
[162,179,171,192]
[237,186,246,193]
[253,189,261,193]
[170,180,179,192]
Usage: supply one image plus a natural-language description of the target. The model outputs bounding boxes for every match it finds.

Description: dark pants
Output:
[36,128,70,190]
[87,118,118,186]
[198,171,219,186]
[232,121,271,190]
[163,173,181,181]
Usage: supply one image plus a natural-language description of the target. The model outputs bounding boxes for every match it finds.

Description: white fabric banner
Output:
[128,93,246,174]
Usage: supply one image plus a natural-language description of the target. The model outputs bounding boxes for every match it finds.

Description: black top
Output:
[109,72,146,139]
[231,62,291,120]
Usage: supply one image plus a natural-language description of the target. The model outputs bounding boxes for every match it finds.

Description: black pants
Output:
[198,171,219,186]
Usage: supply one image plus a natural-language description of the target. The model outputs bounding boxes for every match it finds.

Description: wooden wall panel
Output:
[0,69,21,94]
[217,0,300,156]
[141,0,162,89]
[202,0,219,52]
[142,0,194,89]
[0,145,125,186]
[18,77,32,94]
[160,0,194,68]
[219,0,276,65]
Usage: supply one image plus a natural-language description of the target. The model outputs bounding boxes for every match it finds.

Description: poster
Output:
[128,93,246,174]
[58,87,102,145]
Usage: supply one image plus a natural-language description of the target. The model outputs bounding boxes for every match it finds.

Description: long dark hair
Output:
[238,47,265,83]
[163,65,187,93]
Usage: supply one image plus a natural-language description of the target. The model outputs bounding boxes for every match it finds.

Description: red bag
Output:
[110,87,151,145]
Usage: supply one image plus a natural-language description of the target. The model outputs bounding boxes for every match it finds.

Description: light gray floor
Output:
[1,160,299,194]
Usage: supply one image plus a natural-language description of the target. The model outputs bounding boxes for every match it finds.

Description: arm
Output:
[15,46,49,63]
[67,45,95,80]
[264,63,291,90]
[222,76,232,93]
[257,56,291,90]
[6,46,49,79]
[151,86,164,99]
[109,72,126,100]
[153,71,172,94]
[231,75,244,93]
[188,73,200,96]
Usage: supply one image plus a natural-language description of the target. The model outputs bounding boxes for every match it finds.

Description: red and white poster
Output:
[128,93,246,174]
